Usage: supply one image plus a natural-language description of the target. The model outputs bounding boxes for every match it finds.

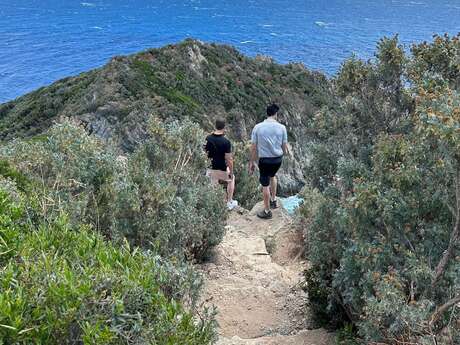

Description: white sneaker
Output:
[227,200,238,210]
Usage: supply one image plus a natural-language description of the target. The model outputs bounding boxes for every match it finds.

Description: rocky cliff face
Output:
[0,39,336,193]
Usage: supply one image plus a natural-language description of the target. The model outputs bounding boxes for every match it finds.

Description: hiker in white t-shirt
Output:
[249,104,289,219]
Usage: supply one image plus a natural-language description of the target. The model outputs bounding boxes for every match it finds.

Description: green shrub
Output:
[0,119,226,262]
[301,35,460,344]
[0,190,216,345]
[0,160,30,192]
[232,141,259,209]
[0,117,227,343]
[113,117,227,261]
[336,324,360,345]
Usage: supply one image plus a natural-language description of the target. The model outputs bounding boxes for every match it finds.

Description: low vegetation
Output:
[301,34,460,344]
[0,119,224,344]
[0,192,216,344]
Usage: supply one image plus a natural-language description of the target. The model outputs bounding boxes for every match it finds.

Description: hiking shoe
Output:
[227,200,238,210]
[270,199,278,209]
[257,209,272,219]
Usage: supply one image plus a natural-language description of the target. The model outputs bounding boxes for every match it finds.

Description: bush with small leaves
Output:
[0,118,226,343]
[301,34,460,344]
[0,118,226,262]
[0,189,216,345]
[232,141,260,209]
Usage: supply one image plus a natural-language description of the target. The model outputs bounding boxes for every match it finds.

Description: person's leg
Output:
[226,175,235,203]
[208,169,220,186]
[210,170,230,204]
[257,160,272,219]
[263,186,270,211]
[266,159,282,209]
[269,176,277,201]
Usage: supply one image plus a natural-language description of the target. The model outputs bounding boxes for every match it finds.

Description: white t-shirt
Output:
[251,119,288,158]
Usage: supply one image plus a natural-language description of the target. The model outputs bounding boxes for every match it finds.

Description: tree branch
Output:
[430,294,460,325]
[332,289,356,323]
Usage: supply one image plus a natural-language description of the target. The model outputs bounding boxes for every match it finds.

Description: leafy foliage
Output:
[301,35,460,344]
[0,119,225,344]
[0,189,216,345]
[0,119,226,261]
[231,141,260,209]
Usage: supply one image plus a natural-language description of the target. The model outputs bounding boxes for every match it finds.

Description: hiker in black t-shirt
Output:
[205,118,238,210]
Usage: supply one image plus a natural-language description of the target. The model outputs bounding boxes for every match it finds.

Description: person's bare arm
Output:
[225,152,234,177]
[249,143,258,174]
[249,126,258,174]
[282,142,290,157]
[250,143,258,163]
[282,126,290,157]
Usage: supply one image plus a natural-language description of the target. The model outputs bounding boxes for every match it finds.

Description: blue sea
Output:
[1,0,460,103]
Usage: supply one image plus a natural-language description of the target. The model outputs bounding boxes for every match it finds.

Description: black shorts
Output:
[258,157,282,187]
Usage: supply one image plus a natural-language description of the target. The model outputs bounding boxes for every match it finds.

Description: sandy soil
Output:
[199,203,334,345]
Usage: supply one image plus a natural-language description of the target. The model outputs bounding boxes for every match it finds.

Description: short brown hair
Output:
[215,118,226,130]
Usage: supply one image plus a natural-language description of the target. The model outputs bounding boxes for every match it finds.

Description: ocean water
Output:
[1,0,460,103]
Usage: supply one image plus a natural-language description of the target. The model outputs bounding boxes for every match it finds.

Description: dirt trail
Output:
[199,203,334,345]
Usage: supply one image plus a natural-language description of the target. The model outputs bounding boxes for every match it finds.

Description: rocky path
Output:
[199,203,333,345]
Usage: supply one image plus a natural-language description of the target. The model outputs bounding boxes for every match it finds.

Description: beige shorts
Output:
[207,168,233,185]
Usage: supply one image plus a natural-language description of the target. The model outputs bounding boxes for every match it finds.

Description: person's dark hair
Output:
[267,104,280,117]
[215,118,226,130]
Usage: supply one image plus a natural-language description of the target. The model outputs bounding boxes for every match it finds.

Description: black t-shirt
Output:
[205,133,231,171]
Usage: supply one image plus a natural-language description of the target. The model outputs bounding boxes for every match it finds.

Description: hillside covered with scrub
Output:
[0,34,459,344]
[0,39,335,200]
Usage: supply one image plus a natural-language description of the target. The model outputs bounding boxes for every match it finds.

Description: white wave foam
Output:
[240,40,255,44]
[81,2,96,7]
[91,26,103,30]
[315,21,331,28]
[193,7,217,10]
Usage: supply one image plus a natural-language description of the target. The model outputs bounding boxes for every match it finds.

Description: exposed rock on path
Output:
[199,203,333,345]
